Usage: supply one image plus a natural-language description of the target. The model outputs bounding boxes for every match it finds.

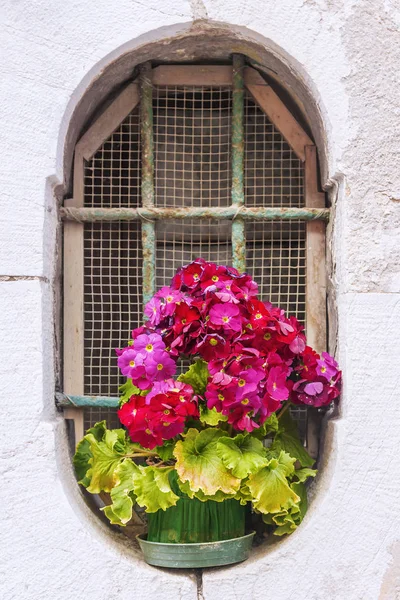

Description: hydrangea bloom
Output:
[116,259,342,439]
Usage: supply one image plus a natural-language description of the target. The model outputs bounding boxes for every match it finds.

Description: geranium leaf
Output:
[263,481,308,536]
[173,428,241,496]
[132,466,179,513]
[293,468,317,483]
[73,421,107,486]
[193,489,237,502]
[199,404,228,426]
[119,378,143,406]
[155,440,176,461]
[272,411,315,467]
[177,359,209,395]
[251,414,279,440]
[217,434,268,479]
[247,451,300,514]
[85,428,131,494]
[102,459,139,525]
[272,432,315,468]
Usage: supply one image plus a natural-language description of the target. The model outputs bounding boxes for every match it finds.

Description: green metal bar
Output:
[61,205,330,222]
[56,392,119,408]
[231,54,246,273]
[140,62,156,305]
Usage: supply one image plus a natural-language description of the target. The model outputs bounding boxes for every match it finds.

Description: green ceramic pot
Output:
[137,531,255,568]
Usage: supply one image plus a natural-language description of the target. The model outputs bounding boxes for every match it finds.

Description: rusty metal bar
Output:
[231,54,246,273]
[61,205,330,222]
[140,62,156,305]
[56,392,119,409]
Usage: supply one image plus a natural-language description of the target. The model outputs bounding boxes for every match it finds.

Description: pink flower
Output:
[144,296,163,326]
[134,333,165,355]
[316,352,339,381]
[209,303,242,332]
[145,350,177,381]
[266,365,290,401]
[117,349,144,378]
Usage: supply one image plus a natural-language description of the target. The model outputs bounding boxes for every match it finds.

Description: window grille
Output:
[61,57,328,450]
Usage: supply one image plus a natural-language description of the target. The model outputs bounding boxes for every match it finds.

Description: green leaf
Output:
[199,404,228,426]
[73,421,109,487]
[102,459,139,525]
[132,466,179,513]
[119,378,143,406]
[251,413,279,440]
[173,428,241,496]
[217,434,267,479]
[272,410,315,468]
[193,489,237,502]
[85,428,131,494]
[263,481,308,536]
[272,432,315,468]
[177,359,209,395]
[293,468,317,483]
[247,451,300,514]
[155,440,176,461]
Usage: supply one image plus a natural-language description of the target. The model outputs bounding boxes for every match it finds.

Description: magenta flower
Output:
[316,352,339,381]
[266,365,290,401]
[134,333,165,356]
[144,297,163,326]
[145,350,177,381]
[235,369,263,400]
[117,349,144,378]
[209,303,242,332]
[155,286,184,317]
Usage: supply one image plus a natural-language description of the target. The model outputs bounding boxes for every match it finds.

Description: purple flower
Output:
[134,333,165,355]
[316,352,339,381]
[145,350,177,381]
[117,349,144,378]
[209,303,242,332]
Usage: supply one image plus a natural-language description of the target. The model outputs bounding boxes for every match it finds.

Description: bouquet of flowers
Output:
[74,259,341,538]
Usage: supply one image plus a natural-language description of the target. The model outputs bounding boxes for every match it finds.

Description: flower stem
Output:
[277,402,291,420]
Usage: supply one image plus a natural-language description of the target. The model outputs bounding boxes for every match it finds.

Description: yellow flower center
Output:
[146,344,153,352]
[273,382,277,391]
[212,275,219,282]
[226,284,231,290]
[181,318,187,324]
[222,316,229,323]
[145,428,152,435]
[157,364,163,371]
[255,313,262,320]
[179,395,185,402]
[163,409,170,415]
[132,409,137,416]
[321,366,326,373]
[241,398,250,405]
[193,273,199,281]
[209,338,218,346]
[218,394,225,401]
[128,340,134,346]
[129,360,135,367]
[238,379,245,387]
[264,332,271,341]
[166,296,173,303]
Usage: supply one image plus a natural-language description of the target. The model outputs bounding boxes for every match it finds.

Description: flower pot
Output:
[147,496,247,543]
[137,531,255,568]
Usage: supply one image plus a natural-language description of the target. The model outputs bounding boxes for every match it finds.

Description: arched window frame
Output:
[59,56,328,451]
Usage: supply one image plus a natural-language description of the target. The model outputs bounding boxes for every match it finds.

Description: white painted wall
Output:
[1,1,400,599]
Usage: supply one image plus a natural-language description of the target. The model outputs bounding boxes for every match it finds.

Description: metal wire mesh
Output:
[153,87,232,208]
[244,91,304,207]
[84,109,141,208]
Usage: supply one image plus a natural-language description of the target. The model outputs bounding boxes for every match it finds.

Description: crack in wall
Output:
[0,275,49,283]
[195,569,204,600]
